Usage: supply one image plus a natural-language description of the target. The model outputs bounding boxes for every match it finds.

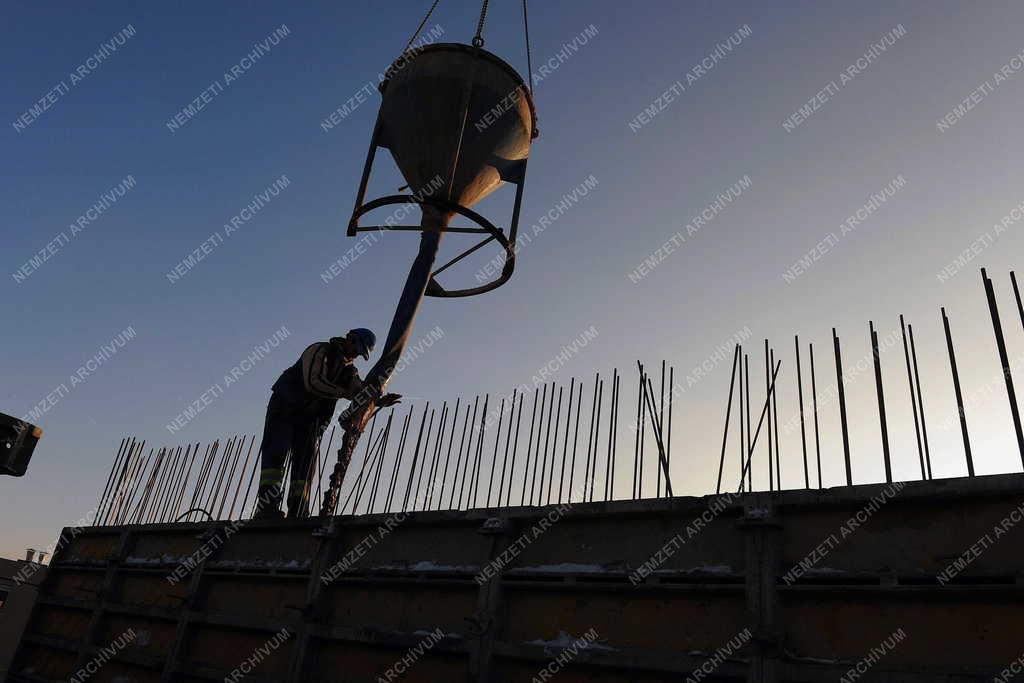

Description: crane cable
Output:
[472,0,490,47]
[404,0,442,53]
[406,0,534,102]
[522,0,534,98]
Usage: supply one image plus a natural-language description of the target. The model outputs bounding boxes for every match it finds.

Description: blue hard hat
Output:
[348,328,376,360]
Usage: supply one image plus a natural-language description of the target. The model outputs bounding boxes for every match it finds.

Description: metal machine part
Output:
[0,412,41,477]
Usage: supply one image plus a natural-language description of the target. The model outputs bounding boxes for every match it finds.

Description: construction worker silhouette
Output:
[254,328,400,518]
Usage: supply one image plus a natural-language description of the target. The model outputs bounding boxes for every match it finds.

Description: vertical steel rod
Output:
[313,426,337,514]
[1012,271,1024,334]
[102,438,136,526]
[438,398,461,510]
[871,322,893,484]
[741,348,749,491]
[810,344,823,489]
[716,346,740,495]
[403,403,430,512]
[94,438,128,525]
[497,392,517,508]
[982,268,1024,467]
[567,382,583,503]
[521,388,539,506]
[505,391,525,507]
[634,368,643,497]
[604,371,617,502]
[470,395,489,508]
[539,386,557,505]
[795,337,810,489]
[558,379,574,503]
[448,402,471,509]
[171,442,200,521]
[458,397,479,509]
[529,385,548,506]
[386,408,413,512]
[745,354,752,491]
[657,360,665,497]
[589,379,604,502]
[899,316,926,480]
[240,440,263,519]
[426,404,449,510]
[117,443,150,525]
[738,361,782,489]
[185,442,213,521]
[160,445,189,522]
[485,400,504,507]
[942,308,974,476]
[833,329,853,486]
[412,408,436,508]
[145,446,175,523]
[583,376,600,502]
[666,366,672,498]
[641,374,674,497]
[771,347,782,490]
[546,388,563,505]
[632,368,642,500]
[765,340,773,492]
[217,439,245,520]
[908,324,933,480]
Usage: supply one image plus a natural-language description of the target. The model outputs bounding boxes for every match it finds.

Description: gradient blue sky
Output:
[5,1,1024,558]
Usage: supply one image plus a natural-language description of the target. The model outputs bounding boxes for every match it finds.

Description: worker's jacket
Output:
[270,342,363,421]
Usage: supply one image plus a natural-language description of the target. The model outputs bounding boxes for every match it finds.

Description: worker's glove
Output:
[378,393,402,408]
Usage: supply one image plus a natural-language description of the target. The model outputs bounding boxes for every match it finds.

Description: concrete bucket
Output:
[377,43,537,211]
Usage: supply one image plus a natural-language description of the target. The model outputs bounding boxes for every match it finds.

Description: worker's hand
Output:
[378,393,402,407]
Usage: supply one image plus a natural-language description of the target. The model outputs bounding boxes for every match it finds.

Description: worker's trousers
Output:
[256,394,329,517]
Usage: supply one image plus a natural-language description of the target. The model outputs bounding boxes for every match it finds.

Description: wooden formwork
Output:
[9,472,1024,682]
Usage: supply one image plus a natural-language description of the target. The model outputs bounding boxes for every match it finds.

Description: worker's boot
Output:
[253,478,284,520]
[286,482,309,519]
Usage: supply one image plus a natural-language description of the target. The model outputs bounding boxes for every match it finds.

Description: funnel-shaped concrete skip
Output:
[378,43,537,210]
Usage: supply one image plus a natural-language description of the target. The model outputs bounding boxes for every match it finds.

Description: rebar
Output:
[833,330,853,486]
[810,344,822,489]
[870,322,893,484]
[900,316,927,481]
[942,308,974,476]
[908,324,933,480]
[982,268,1024,467]
[795,337,810,489]
[716,346,740,495]
[738,360,782,490]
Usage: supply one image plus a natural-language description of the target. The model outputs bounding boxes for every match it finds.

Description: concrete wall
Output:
[8,472,1024,682]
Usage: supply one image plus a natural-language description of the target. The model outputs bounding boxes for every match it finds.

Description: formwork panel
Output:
[12,642,79,681]
[180,624,293,677]
[28,603,92,642]
[323,581,477,634]
[492,658,743,683]
[337,521,489,572]
[510,511,745,575]
[98,613,176,658]
[309,640,467,683]
[213,526,319,569]
[115,571,190,608]
[63,531,120,563]
[783,592,1024,668]
[202,573,308,621]
[501,585,747,653]
[130,528,206,562]
[46,568,105,601]
[86,660,161,683]
[781,497,1024,577]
